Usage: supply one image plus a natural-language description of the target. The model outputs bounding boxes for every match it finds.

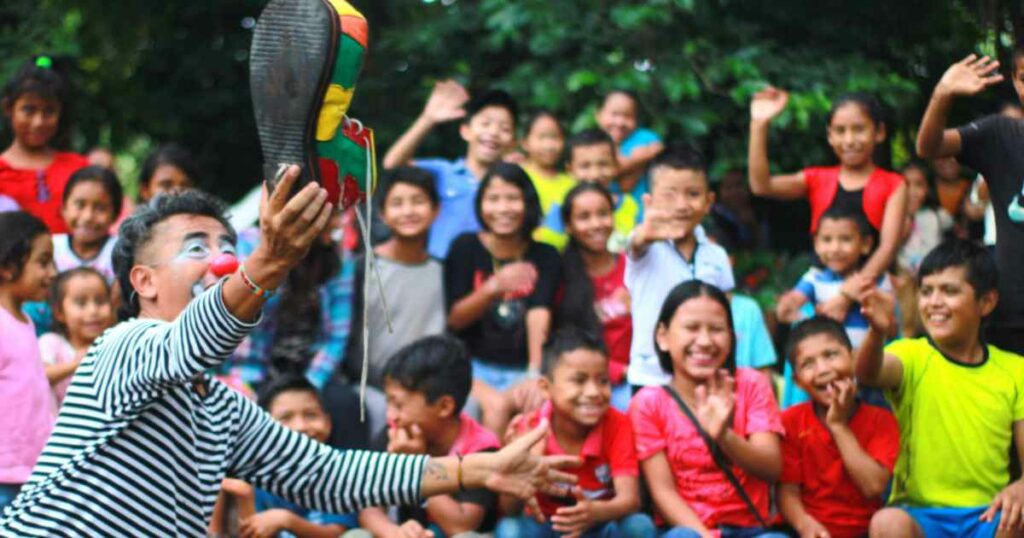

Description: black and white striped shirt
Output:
[0,282,427,536]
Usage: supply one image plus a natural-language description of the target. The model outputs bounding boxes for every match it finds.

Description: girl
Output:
[445,162,561,433]
[629,281,785,538]
[595,90,664,199]
[556,183,633,410]
[38,267,113,413]
[521,111,576,249]
[899,161,952,275]
[138,143,199,203]
[748,88,907,322]
[0,211,58,508]
[53,166,123,283]
[0,57,89,233]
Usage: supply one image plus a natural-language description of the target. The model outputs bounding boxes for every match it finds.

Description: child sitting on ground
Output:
[208,375,357,537]
[625,149,735,387]
[778,316,899,538]
[53,166,122,283]
[38,267,113,414]
[857,239,1024,537]
[496,328,655,538]
[594,90,664,199]
[356,336,501,538]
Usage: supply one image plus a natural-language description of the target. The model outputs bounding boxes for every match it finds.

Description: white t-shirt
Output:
[52,234,117,283]
[625,233,735,386]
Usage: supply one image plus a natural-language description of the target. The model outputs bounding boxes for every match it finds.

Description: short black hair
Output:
[378,166,439,208]
[139,143,200,191]
[113,190,236,320]
[49,266,111,337]
[648,146,708,191]
[464,89,518,128]
[566,128,616,163]
[601,89,640,110]
[524,110,564,139]
[257,374,325,412]
[817,205,873,239]
[784,316,852,366]
[0,211,50,282]
[655,281,736,374]
[383,335,472,413]
[918,239,998,297]
[2,56,72,146]
[474,162,542,240]
[828,92,884,127]
[63,165,124,217]
[541,327,608,378]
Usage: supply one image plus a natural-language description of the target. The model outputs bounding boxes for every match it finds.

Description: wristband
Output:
[457,453,466,492]
[239,264,277,299]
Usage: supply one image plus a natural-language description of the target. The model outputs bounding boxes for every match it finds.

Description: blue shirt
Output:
[611,127,662,203]
[731,294,777,370]
[417,158,481,259]
[254,488,358,536]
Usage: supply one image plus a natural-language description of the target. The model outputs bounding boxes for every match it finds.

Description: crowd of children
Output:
[3,43,1024,538]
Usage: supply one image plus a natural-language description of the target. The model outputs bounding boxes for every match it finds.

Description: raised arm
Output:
[748,87,808,200]
[382,80,469,169]
[823,379,892,499]
[854,288,903,390]
[917,55,1003,159]
[861,181,908,279]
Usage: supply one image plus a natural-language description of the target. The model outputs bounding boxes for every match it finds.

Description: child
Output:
[899,161,953,275]
[0,211,57,508]
[594,90,664,199]
[522,111,576,249]
[857,239,1024,537]
[625,149,735,387]
[208,375,358,537]
[137,143,199,203]
[748,88,907,323]
[629,281,785,538]
[555,183,633,410]
[496,328,655,538]
[539,128,641,251]
[915,52,1024,354]
[357,335,501,537]
[0,57,89,233]
[53,165,123,282]
[382,80,518,259]
[343,166,445,414]
[932,156,971,226]
[778,316,899,538]
[38,267,113,413]
[445,162,561,433]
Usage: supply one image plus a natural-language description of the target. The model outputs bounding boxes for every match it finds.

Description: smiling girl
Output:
[53,166,123,283]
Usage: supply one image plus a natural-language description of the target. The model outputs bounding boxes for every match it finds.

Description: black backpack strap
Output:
[661,385,769,528]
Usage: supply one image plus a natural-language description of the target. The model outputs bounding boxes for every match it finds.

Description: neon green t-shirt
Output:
[885,337,1024,508]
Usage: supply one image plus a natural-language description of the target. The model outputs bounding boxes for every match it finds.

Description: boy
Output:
[625,149,734,386]
[382,80,518,259]
[536,128,641,251]
[496,328,655,538]
[778,316,899,538]
[594,90,664,199]
[356,336,501,538]
[209,375,358,537]
[342,166,445,434]
[915,51,1024,354]
[857,239,1024,537]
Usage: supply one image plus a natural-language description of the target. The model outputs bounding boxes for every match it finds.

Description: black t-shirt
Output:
[957,115,1024,334]
[369,428,497,531]
[444,233,562,367]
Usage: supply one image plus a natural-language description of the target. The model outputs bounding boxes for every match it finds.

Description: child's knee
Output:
[869,507,922,538]
[616,512,656,537]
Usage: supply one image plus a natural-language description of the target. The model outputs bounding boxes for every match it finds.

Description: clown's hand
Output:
[254,164,333,275]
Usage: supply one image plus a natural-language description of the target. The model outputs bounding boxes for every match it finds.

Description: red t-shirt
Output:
[781,402,900,538]
[804,166,903,233]
[591,254,631,384]
[514,401,639,519]
[0,152,88,233]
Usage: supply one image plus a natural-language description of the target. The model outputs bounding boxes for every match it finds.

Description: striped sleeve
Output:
[228,392,426,513]
[90,280,259,412]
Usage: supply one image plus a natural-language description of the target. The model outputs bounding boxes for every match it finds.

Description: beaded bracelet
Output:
[239,264,277,298]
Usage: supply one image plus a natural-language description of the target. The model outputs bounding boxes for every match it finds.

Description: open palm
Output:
[939,54,1004,96]
[484,421,580,516]
[423,79,470,123]
[694,370,736,441]
[750,86,789,122]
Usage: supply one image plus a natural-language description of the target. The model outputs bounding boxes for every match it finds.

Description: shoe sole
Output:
[250,0,339,194]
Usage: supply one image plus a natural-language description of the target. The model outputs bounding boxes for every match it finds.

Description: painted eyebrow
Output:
[183,231,209,242]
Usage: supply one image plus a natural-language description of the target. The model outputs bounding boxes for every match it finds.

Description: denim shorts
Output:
[472,359,528,392]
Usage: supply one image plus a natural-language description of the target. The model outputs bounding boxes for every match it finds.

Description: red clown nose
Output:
[210,253,240,278]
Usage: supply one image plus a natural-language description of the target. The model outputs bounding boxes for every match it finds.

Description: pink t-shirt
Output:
[38,332,79,413]
[0,306,54,484]
[628,368,784,529]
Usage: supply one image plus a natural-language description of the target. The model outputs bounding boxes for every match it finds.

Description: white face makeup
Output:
[171,234,237,299]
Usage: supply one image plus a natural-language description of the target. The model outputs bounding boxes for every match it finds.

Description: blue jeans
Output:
[661,527,790,538]
[0,483,21,510]
[472,359,528,392]
[901,505,1000,538]
[497,513,656,537]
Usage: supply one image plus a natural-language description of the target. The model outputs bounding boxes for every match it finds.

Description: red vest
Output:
[804,166,903,233]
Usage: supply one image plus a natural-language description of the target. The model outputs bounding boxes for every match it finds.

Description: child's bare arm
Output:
[239,509,346,538]
[719,431,782,484]
[641,453,712,537]
[855,288,903,389]
[778,483,831,538]
[383,80,469,169]
[861,182,908,280]
[626,194,687,258]
[980,421,1024,530]
[551,474,641,535]
[825,380,891,499]
[424,495,487,536]
[617,141,664,176]
[748,87,808,200]
[358,507,404,536]
[776,290,809,323]
[917,55,1002,159]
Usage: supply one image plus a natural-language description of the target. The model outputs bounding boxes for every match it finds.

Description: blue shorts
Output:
[901,505,1000,538]
[472,359,528,392]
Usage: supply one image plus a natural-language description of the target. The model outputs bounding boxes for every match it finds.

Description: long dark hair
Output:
[655,281,736,375]
[556,182,616,338]
[474,162,541,240]
[2,56,73,150]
